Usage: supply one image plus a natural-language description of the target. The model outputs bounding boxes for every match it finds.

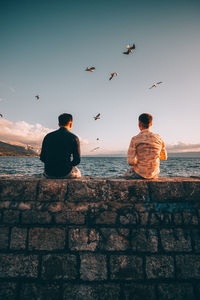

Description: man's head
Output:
[138,113,152,130]
[58,113,73,130]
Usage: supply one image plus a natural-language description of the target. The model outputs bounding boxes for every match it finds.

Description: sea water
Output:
[0,156,200,178]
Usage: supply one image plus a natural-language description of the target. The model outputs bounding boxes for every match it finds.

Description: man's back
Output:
[40,127,80,177]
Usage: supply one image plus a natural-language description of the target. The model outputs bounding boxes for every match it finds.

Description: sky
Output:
[0,0,200,155]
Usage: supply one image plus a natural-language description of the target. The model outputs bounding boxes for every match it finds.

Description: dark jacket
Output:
[40,127,80,177]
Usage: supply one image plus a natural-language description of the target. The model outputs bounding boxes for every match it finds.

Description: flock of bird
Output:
[0,42,163,153]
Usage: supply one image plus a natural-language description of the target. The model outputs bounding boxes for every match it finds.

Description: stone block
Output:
[29,227,65,250]
[95,211,117,224]
[157,283,195,300]
[3,210,20,224]
[150,212,173,225]
[41,254,77,280]
[100,228,129,251]
[63,283,120,300]
[173,213,183,225]
[20,283,62,300]
[55,210,85,224]
[0,282,17,300]
[182,212,198,224]
[37,179,68,201]
[131,229,158,252]
[0,179,38,201]
[191,229,200,252]
[0,226,9,249]
[80,253,107,281]
[110,255,143,280]
[10,227,27,249]
[69,228,99,251]
[176,255,200,279]
[146,255,174,279]
[21,210,52,224]
[0,254,38,278]
[119,207,140,225]
[160,229,192,252]
[122,284,156,300]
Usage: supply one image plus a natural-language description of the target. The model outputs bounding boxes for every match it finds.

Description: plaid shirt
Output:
[127,128,167,179]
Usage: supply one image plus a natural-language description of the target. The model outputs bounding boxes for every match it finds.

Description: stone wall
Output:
[0,177,200,300]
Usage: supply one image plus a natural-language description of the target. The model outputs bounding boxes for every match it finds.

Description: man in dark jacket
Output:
[40,113,81,178]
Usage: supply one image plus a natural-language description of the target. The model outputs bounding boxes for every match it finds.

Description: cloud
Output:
[0,118,53,147]
[166,142,200,152]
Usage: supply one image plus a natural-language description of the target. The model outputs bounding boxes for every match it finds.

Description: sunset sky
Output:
[0,0,200,155]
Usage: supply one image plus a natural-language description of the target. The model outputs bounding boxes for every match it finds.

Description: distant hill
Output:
[168,152,200,158]
[0,141,38,156]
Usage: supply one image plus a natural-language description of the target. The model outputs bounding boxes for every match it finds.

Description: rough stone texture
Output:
[131,229,158,252]
[0,178,200,299]
[157,283,195,300]
[20,283,62,300]
[160,229,192,252]
[0,254,38,278]
[29,227,65,250]
[63,284,120,300]
[146,255,174,279]
[69,228,99,251]
[10,227,27,249]
[41,254,77,280]
[100,228,129,251]
[110,255,143,280]
[80,253,107,281]
[0,282,17,300]
[122,284,156,300]
[0,226,9,249]
[176,255,200,279]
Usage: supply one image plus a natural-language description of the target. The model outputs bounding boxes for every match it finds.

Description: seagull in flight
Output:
[90,147,100,152]
[149,82,163,89]
[35,95,40,100]
[96,138,100,141]
[94,113,101,120]
[123,44,136,55]
[85,67,96,72]
[0,113,3,118]
[109,73,119,80]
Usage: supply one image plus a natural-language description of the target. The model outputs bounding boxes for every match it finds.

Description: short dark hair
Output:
[139,113,152,128]
[58,113,73,126]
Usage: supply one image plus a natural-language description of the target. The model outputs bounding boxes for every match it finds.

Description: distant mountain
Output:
[0,141,38,156]
[168,152,200,158]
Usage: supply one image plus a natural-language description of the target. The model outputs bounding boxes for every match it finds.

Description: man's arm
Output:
[160,141,167,160]
[40,137,47,163]
[127,137,136,166]
[71,136,81,166]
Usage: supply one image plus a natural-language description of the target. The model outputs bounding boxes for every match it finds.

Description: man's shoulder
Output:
[150,131,164,142]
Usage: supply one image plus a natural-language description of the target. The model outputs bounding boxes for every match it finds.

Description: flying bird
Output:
[94,113,101,120]
[35,95,40,100]
[123,44,136,55]
[85,67,95,72]
[96,138,100,141]
[109,73,119,80]
[90,147,100,152]
[0,113,3,118]
[149,82,163,89]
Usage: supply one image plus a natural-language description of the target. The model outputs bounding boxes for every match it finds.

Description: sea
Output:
[0,156,200,178]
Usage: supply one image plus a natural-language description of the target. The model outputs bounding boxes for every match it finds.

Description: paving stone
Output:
[0,282,17,300]
[41,254,77,279]
[20,283,62,300]
[10,227,27,249]
[131,229,158,252]
[160,229,192,252]
[21,210,52,224]
[110,255,143,280]
[122,283,156,300]
[146,255,174,279]
[0,226,9,249]
[80,253,107,281]
[3,210,20,224]
[63,283,120,300]
[69,228,99,251]
[157,283,195,300]
[99,228,129,251]
[29,227,65,250]
[176,255,200,279]
[0,254,38,278]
